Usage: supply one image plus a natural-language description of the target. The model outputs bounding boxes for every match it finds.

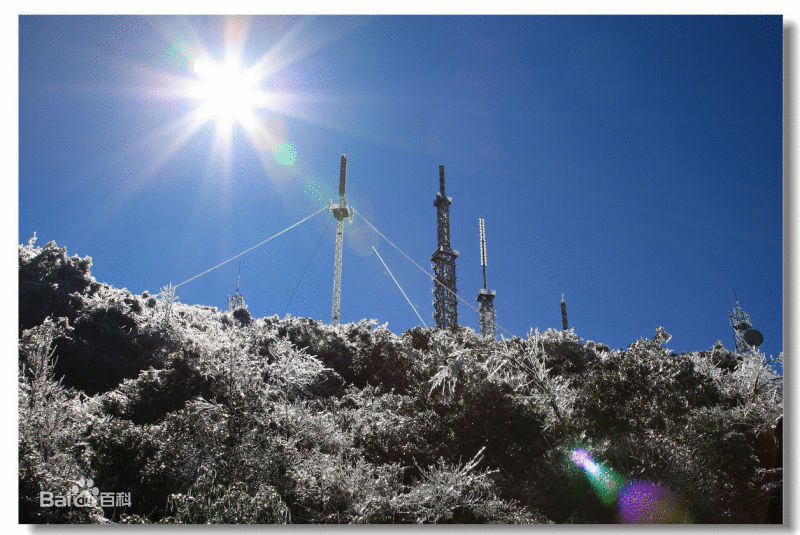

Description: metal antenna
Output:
[236,260,241,293]
[476,216,495,338]
[561,293,568,330]
[330,153,352,326]
[431,164,459,328]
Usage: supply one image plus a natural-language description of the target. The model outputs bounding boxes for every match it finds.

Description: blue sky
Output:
[18,15,783,361]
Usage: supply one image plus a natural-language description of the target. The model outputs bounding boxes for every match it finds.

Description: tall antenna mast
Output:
[561,293,568,330]
[476,216,496,337]
[431,164,459,329]
[330,154,352,326]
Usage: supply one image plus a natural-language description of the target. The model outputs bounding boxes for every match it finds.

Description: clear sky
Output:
[18,15,783,361]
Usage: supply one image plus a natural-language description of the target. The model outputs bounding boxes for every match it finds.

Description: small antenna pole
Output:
[480,217,488,290]
[228,261,247,312]
[476,216,496,338]
[561,293,569,330]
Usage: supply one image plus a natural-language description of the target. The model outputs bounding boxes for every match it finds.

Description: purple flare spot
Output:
[618,481,680,523]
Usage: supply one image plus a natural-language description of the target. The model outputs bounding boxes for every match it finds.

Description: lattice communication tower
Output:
[329,154,352,326]
[729,297,764,353]
[476,217,496,337]
[431,164,459,329]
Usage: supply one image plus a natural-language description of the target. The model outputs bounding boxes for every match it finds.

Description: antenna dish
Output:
[743,328,764,348]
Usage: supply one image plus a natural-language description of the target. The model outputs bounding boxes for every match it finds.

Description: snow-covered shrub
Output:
[19,239,97,331]
[163,470,288,524]
[287,452,403,523]
[385,448,546,524]
[18,318,101,523]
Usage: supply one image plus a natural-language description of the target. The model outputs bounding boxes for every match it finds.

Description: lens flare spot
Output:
[570,448,624,505]
[570,449,692,521]
[274,141,298,167]
[617,481,690,523]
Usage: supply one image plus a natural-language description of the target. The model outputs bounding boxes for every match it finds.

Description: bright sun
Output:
[187,55,266,139]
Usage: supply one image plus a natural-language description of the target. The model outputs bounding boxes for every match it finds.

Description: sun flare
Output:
[128,16,356,188]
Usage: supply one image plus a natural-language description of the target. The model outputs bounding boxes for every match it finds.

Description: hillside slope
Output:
[18,238,783,524]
